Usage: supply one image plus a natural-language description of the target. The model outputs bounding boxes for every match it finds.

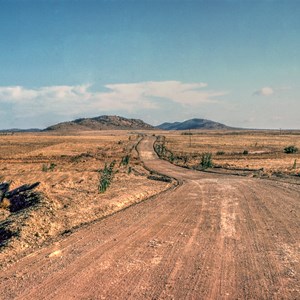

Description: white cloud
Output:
[0,86,37,102]
[253,86,274,96]
[0,81,226,109]
[102,81,225,106]
[0,84,92,103]
[0,81,228,127]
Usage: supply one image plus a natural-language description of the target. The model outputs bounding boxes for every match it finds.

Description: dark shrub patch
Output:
[8,192,41,213]
[284,145,298,154]
[0,222,17,247]
[200,153,213,169]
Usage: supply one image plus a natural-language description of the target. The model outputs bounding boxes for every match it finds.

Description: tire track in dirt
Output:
[232,180,300,299]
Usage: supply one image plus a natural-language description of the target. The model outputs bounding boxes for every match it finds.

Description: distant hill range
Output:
[0,128,41,133]
[157,118,231,130]
[1,116,232,132]
[44,115,154,131]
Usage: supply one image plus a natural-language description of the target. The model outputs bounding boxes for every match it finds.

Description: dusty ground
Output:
[0,136,299,299]
[161,130,300,175]
[0,131,173,267]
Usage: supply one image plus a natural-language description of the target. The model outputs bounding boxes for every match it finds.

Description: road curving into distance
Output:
[1,136,299,299]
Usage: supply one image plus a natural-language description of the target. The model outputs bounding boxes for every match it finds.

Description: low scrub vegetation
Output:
[120,155,130,166]
[98,161,116,193]
[161,131,300,177]
[168,151,175,162]
[42,162,56,172]
[293,159,297,170]
[216,151,225,155]
[284,145,298,154]
[200,153,213,169]
[154,143,166,157]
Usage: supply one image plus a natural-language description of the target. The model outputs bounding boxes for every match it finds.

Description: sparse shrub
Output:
[200,153,213,169]
[154,143,166,157]
[120,155,130,166]
[181,132,192,135]
[182,155,188,164]
[168,151,175,162]
[216,151,225,155]
[98,161,115,193]
[42,162,56,172]
[284,145,298,154]
[293,159,297,169]
[243,150,249,155]
[128,166,132,174]
[49,162,56,171]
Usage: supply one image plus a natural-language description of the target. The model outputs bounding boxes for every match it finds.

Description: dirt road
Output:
[1,137,299,299]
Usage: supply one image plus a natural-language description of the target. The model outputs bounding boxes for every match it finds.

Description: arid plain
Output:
[0,129,299,299]
[0,131,173,267]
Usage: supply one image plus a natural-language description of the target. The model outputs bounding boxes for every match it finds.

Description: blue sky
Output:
[0,0,299,129]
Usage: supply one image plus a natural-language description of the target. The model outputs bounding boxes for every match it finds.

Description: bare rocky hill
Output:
[157,118,232,130]
[44,115,154,131]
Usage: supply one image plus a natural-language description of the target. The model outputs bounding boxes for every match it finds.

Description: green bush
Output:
[168,151,175,162]
[200,153,213,169]
[98,161,115,193]
[120,155,130,166]
[284,145,298,154]
[154,144,166,157]
[243,150,249,155]
[49,162,56,171]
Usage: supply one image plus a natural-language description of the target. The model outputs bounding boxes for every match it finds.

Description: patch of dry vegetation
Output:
[158,130,300,177]
[0,131,172,267]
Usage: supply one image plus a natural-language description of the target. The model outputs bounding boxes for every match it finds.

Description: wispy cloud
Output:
[253,86,274,96]
[0,81,228,123]
[0,84,92,104]
[102,81,227,106]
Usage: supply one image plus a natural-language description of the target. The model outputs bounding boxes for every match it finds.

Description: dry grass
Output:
[0,130,172,266]
[160,130,300,174]
[1,128,299,267]
[0,132,135,202]
[0,198,10,210]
